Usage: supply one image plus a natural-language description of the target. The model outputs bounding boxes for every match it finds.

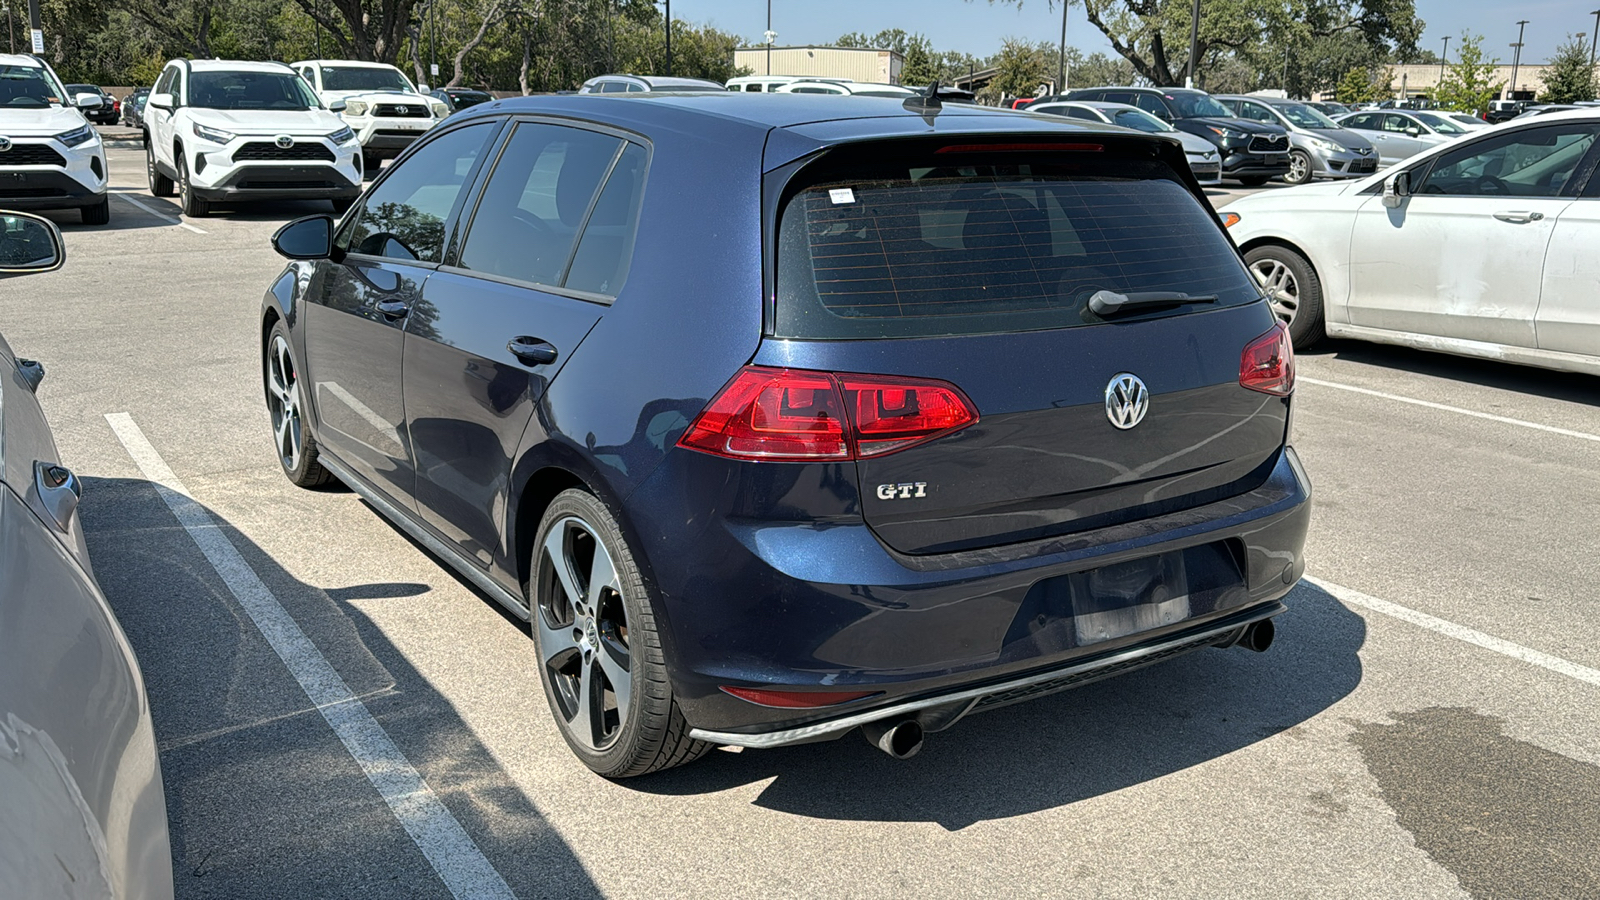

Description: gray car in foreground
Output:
[1215,95,1378,185]
[0,213,174,900]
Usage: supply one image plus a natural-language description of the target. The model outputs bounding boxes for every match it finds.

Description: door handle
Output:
[35,461,81,531]
[375,298,411,319]
[1492,211,1545,224]
[507,337,558,367]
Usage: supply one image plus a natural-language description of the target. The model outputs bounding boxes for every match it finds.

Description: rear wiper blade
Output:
[1089,290,1218,317]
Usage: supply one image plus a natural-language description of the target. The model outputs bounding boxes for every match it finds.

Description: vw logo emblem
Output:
[0,136,11,153]
[275,134,294,149]
[1105,373,1150,430]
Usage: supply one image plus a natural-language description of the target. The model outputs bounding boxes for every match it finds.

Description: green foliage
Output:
[983,37,1053,102]
[1539,35,1598,104]
[1431,33,1502,116]
[1064,49,1136,89]
[1334,65,1392,103]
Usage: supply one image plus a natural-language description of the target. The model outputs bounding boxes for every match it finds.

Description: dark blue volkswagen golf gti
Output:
[261,91,1312,777]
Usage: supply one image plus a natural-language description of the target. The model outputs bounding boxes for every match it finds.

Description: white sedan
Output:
[1223,110,1600,376]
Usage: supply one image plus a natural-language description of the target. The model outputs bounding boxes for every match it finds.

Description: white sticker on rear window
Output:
[828,188,856,205]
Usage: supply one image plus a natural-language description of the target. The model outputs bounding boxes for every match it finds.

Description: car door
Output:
[1347,122,1597,346]
[1380,114,1428,162]
[303,120,498,507]
[404,122,644,571]
[1533,136,1600,356]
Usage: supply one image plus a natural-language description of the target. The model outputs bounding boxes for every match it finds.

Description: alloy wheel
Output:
[536,517,631,751]
[265,335,304,473]
[1287,152,1310,185]
[1250,258,1300,325]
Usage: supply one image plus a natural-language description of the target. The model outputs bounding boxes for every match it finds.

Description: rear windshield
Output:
[775,152,1260,339]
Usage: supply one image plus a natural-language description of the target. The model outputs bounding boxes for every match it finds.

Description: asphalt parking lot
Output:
[9,143,1600,899]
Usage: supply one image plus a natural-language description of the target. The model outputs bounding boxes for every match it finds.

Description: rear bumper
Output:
[634,444,1313,742]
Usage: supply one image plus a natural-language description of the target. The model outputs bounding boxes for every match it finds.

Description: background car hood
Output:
[1172,130,1222,155]
[1181,116,1286,134]
[188,108,344,134]
[0,106,92,137]
[1307,127,1374,152]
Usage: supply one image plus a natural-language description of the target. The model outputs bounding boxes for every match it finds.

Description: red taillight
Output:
[1240,323,1295,396]
[935,142,1104,154]
[678,366,979,462]
[720,686,880,708]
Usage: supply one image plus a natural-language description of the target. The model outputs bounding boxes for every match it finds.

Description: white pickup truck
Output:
[292,59,449,174]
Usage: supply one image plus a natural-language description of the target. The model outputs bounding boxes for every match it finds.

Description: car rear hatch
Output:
[756,135,1291,555]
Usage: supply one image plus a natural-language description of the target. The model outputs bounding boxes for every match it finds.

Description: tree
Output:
[1432,33,1502,116]
[1539,35,1599,104]
[1063,48,1137,88]
[983,37,1053,102]
[978,0,1422,89]
[1333,65,1393,103]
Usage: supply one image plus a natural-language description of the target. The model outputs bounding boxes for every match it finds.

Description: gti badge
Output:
[275,134,294,149]
[876,482,928,501]
[1105,373,1149,430]
[0,136,11,153]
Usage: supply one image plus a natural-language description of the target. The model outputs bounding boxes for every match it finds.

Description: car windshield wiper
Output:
[1089,290,1219,317]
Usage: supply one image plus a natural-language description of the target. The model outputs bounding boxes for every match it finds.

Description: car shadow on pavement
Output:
[79,476,600,900]
[1306,338,1600,408]
[35,197,170,233]
[630,581,1365,832]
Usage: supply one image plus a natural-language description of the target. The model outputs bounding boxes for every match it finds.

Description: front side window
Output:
[458,123,627,288]
[1417,124,1599,198]
[342,123,495,263]
[1344,113,1373,130]
[1165,92,1232,118]
[1382,115,1416,134]
[1237,102,1276,123]
[1112,109,1171,133]
[775,149,1260,340]
[188,70,321,110]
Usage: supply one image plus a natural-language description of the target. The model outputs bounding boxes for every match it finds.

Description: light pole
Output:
[1509,19,1529,99]
[1185,0,1201,88]
[1591,10,1599,68]
[1438,36,1449,87]
[1057,0,1067,95]
[664,0,672,77]
[764,0,774,76]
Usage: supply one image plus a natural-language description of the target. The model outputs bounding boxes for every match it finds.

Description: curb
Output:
[104,139,146,150]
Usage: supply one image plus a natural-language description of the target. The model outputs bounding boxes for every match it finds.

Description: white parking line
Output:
[1308,575,1600,689]
[111,192,208,234]
[1299,376,1600,444]
[104,412,517,900]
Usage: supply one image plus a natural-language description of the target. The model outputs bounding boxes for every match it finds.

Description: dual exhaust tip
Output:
[858,618,1277,760]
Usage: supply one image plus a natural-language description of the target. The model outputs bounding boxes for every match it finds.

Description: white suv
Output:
[292,60,446,173]
[143,59,362,217]
[0,53,111,224]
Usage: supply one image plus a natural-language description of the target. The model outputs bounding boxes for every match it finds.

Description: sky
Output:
[677,0,1595,67]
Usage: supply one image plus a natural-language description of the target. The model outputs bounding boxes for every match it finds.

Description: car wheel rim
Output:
[1289,153,1309,183]
[265,335,303,472]
[1250,259,1299,324]
[536,517,630,752]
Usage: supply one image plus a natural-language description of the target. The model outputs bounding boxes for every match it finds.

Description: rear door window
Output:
[775,148,1260,340]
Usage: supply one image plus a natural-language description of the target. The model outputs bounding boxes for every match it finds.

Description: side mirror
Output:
[0,212,66,276]
[327,99,347,113]
[74,92,103,109]
[272,215,336,260]
[147,92,175,111]
[1405,126,1422,137]
[1382,171,1411,209]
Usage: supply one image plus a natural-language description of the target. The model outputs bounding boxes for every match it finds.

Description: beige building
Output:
[732,45,904,85]
[1375,62,1600,100]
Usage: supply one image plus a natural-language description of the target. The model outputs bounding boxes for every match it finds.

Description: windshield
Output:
[189,71,322,110]
[1110,108,1174,133]
[0,65,64,108]
[1165,92,1233,118]
[1414,112,1467,134]
[450,91,492,107]
[322,66,415,93]
[1279,103,1338,128]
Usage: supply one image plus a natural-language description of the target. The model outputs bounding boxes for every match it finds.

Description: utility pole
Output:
[664,0,672,77]
[1438,36,1449,88]
[430,0,438,85]
[1509,19,1529,99]
[1185,0,1201,88]
[764,0,773,76]
[25,0,40,55]
[1057,0,1067,94]
[1590,10,1599,68]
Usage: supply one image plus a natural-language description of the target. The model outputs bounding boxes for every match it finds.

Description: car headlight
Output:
[1207,126,1248,140]
[342,100,369,117]
[429,100,450,118]
[192,123,236,144]
[328,126,357,145]
[1309,137,1341,153]
[53,124,96,147]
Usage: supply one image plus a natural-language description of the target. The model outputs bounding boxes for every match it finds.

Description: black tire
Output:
[178,154,208,217]
[264,320,335,488]
[1244,244,1325,348]
[1284,150,1313,186]
[331,197,356,215]
[1238,176,1271,186]
[80,196,110,225]
[146,139,174,197]
[531,489,711,778]
[362,151,381,180]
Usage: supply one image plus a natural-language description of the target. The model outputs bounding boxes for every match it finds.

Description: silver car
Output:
[0,213,174,900]
[1333,109,1468,166]
[1027,100,1224,185]
[1215,95,1378,185]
